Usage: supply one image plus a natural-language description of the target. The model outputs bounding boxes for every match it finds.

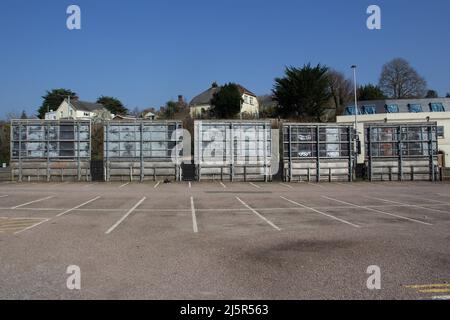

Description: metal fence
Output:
[10,119,91,181]
[282,123,354,182]
[365,122,439,181]
[104,120,183,181]
[194,120,272,181]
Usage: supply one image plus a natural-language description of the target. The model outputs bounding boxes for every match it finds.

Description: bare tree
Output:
[378,58,427,99]
[327,70,353,116]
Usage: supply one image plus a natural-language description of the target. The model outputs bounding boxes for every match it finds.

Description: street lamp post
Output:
[351,65,359,181]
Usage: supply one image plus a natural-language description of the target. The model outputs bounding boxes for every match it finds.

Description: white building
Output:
[44,111,57,120]
[189,83,259,118]
[337,98,450,166]
[45,98,110,120]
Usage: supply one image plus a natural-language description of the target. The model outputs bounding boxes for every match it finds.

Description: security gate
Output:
[365,123,439,181]
[194,120,272,181]
[282,123,354,182]
[104,120,183,182]
[90,160,104,181]
[10,120,91,182]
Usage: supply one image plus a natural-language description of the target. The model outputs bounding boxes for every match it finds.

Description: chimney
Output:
[178,95,184,104]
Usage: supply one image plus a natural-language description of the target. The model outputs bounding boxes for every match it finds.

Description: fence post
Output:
[329,168,332,182]
[411,166,414,181]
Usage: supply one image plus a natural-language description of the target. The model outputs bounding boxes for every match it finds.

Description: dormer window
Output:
[408,104,422,113]
[430,103,445,112]
[385,104,399,113]
[362,105,376,114]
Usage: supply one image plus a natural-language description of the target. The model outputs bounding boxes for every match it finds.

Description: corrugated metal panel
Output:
[365,122,439,181]
[104,120,183,182]
[10,120,91,182]
[194,120,272,181]
[282,123,354,182]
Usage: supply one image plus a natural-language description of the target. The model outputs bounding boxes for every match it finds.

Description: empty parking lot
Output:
[0,180,449,299]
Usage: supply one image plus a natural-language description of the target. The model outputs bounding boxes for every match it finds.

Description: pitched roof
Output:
[189,83,257,107]
[189,86,221,106]
[69,100,105,112]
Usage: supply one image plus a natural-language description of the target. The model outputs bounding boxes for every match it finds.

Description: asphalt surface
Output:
[0,180,449,300]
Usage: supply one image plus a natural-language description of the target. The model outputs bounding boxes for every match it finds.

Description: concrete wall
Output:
[10,160,90,182]
[106,160,180,182]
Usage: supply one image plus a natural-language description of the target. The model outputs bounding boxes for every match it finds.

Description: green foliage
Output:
[446,93,450,98]
[210,83,243,119]
[425,90,439,98]
[273,64,332,121]
[37,89,77,119]
[160,101,183,119]
[97,96,128,115]
[358,84,386,101]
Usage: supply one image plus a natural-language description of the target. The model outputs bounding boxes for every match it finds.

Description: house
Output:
[336,97,450,166]
[47,97,111,120]
[140,108,158,120]
[112,115,138,121]
[189,83,259,118]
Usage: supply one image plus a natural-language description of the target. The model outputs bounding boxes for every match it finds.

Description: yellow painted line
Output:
[405,284,450,289]
[418,289,450,294]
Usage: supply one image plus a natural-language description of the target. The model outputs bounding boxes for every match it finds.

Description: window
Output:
[437,126,445,139]
[249,97,254,105]
[385,104,399,113]
[408,104,423,113]
[84,112,90,116]
[430,103,445,112]
[362,105,376,115]
[344,106,361,115]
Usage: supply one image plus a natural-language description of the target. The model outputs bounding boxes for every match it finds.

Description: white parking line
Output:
[11,196,54,209]
[219,181,227,189]
[367,196,450,215]
[322,196,432,226]
[279,183,293,189]
[189,182,191,189]
[0,195,9,198]
[56,196,101,217]
[236,197,281,231]
[249,182,261,189]
[154,181,161,189]
[105,197,146,234]
[432,295,450,300]
[280,196,360,228]
[190,196,198,233]
[14,219,50,235]
[119,182,130,189]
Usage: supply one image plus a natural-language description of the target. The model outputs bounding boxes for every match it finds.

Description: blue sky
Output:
[0,0,449,118]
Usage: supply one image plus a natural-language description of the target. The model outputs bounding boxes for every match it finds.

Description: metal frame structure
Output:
[104,120,183,182]
[365,122,439,181]
[194,120,272,182]
[282,123,354,182]
[10,119,91,182]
